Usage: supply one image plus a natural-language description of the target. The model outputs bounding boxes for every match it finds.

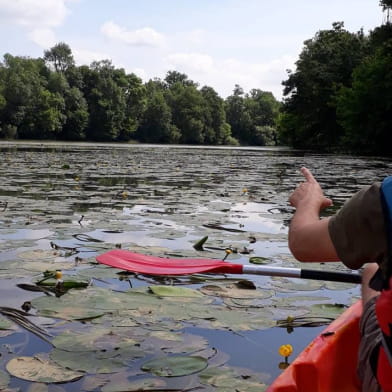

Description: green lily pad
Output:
[52,327,139,352]
[32,294,106,320]
[199,366,267,391]
[6,355,84,383]
[101,377,166,392]
[0,369,10,389]
[17,249,58,261]
[0,315,14,330]
[149,285,204,297]
[308,303,347,318]
[249,256,270,264]
[200,283,271,299]
[141,355,208,377]
[51,349,127,374]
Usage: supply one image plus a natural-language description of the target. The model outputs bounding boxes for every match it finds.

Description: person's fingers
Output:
[300,167,317,183]
[321,197,333,209]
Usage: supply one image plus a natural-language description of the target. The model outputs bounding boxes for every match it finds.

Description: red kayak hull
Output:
[267,300,363,392]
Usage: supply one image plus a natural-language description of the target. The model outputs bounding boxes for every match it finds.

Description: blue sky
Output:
[0,0,385,100]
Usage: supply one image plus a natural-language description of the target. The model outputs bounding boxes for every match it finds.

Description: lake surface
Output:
[0,141,391,391]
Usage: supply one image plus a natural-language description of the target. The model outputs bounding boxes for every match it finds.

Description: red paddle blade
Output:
[96,249,243,275]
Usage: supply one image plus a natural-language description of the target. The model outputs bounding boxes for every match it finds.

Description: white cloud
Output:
[0,0,70,28]
[131,68,148,80]
[166,53,214,73]
[73,48,111,66]
[28,28,57,49]
[101,21,165,47]
[164,51,295,99]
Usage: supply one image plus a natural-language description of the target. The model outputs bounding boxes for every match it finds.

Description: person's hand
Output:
[289,167,332,211]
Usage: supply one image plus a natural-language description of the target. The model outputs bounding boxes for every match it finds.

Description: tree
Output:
[0,54,64,139]
[165,77,205,144]
[137,81,179,143]
[225,86,280,145]
[279,22,368,149]
[336,40,392,154]
[200,86,231,144]
[44,42,74,73]
[225,85,250,144]
[81,60,126,141]
[380,0,392,12]
[164,70,197,88]
[117,72,146,141]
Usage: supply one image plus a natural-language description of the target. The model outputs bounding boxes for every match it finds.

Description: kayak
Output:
[266,300,363,392]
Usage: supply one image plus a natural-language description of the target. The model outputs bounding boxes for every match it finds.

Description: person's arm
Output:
[288,167,340,262]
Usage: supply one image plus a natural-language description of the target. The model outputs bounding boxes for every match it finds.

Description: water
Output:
[0,141,391,391]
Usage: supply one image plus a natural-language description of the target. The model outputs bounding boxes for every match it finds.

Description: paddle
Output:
[96,249,361,284]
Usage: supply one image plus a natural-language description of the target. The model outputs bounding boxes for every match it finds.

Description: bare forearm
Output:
[289,213,339,262]
[288,168,339,262]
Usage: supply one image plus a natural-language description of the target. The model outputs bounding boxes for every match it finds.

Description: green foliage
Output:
[279,22,368,150]
[380,0,392,11]
[137,81,178,143]
[225,85,280,145]
[165,79,206,144]
[44,42,74,73]
[336,40,392,154]
[0,42,279,146]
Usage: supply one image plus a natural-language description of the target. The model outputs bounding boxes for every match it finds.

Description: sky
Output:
[0,0,385,100]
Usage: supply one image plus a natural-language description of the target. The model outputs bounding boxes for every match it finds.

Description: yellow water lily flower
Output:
[279,344,293,358]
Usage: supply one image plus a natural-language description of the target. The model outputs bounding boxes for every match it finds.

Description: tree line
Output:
[0,44,280,146]
[2,0,391,153]
[279,0,392,154]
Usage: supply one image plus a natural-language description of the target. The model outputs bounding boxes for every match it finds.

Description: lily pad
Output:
[101,377,166,392]
[249,256,270,264]
[50,349,129,374]
[52,327,139,352]
[0,369,10,389]
[200,283,271,299]
[32,294,106,320]
[149,285,204,298]
[6,355,84,383]
[308,303,347,318]
[199,366,267,391]
[141,355,208,377]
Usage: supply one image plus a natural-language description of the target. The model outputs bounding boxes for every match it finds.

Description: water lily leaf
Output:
[148,332,209,354]
[141,355,208,377]
[193,235,208,251]
[17,249,58,261]
[270,277,324,292]
[0,369,10,389]
[81,374,110,391]
[6,355,84,383]
[0,314,14,330]
[35,276,90,289]
[51,343,145,374]
[50,349,127,374]
[20,261,75,273]
[32,295,105,320]
[200,283,271,299]
[199,366,267,391]
[307,303,347,318]
[324,281,355,291]
[198,307,276,331]
[149,285,203,298]
[26,383,50,392]
[78,265,125,280]
[101,377,166,392]
[249,256,270,264]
